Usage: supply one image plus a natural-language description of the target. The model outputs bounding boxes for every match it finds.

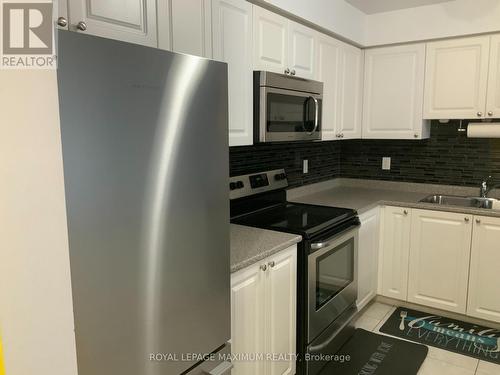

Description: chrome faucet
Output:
[480,176,500,198]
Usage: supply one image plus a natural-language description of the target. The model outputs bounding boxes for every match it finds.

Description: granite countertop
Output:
[230,224,302,273]
[287,178,500,218]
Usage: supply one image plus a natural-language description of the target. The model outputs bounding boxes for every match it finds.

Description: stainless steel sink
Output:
[419,195,500,210]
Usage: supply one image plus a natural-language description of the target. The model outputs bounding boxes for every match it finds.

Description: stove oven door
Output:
[308,227,358,343]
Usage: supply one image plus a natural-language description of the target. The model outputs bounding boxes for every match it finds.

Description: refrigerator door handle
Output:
[204,361,233,375]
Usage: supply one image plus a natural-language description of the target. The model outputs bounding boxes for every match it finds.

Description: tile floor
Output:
[354,302,500,375]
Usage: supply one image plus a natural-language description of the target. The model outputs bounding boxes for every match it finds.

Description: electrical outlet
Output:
[303,159,308,174]
[382,157,391,170]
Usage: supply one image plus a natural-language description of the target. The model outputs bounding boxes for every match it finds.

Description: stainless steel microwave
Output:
[254,71,323,143]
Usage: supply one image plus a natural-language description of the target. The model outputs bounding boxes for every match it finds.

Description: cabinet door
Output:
[467,216,500,323]
[253,6,288,74]
[265,246,296,375]
[357,208,380,310]
[408,209,472,314]
[338,44,363,139]
[287,21,316,79]
[212,0,253,146]
[231,263,265,375]
[68,0,157,47]
[423,36,490,119]
[167,0,212,57]
[317,35,341,141]
[379,206,411,301]
[363,44,428,139]
[486,34,500,119]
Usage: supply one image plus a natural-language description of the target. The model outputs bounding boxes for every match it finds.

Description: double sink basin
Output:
[420,195,500,210]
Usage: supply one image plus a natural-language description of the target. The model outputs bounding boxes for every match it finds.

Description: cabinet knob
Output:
[76,21,87,31]
[414,133,419,138]
[57,16,68,27]
[488,111,494,117]
[477,112,483,117]
[260,264,267,272]
[268,261,275,268]
[284,68,290,75]
[464,217,470,222]
[403,210,408,215]
[476,219,481,224]
[290,69,296,76]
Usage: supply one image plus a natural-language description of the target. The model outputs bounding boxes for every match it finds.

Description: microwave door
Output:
[261,87,321,142]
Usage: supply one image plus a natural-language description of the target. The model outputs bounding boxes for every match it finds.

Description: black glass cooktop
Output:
[231,202,356,238]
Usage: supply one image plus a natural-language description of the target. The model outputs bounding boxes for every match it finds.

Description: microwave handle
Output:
[308,96,319,135]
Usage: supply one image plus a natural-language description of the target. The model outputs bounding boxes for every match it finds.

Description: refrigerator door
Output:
[57,31,230,375]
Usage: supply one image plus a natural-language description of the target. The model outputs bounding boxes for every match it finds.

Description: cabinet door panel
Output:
[408,209,472,314]
[379,206,411,300]
[363,44,427,139]
[169,0,212,57]
[231,263,265,375]
[253,6,287,74]
[338,44,363,139]
[317,35,341,141]
[288,21,316,79]
[68,0,157,46]
[467,216,500,323]
[357,208,380,309]
[424,36,489,119]
[266,247,296,375]
[212,0,253,146]
[486,34,500,118]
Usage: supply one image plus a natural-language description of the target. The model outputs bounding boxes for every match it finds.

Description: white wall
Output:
[0,70,78,375]
[365,0,500,46]
[258,0,500,47]
[256,0,366,45]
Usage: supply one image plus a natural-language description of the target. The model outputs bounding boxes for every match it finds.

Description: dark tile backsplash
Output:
[229,121,500,188]
[230,141,341,188]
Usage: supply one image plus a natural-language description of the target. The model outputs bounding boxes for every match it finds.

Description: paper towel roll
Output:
[467,123,500,138]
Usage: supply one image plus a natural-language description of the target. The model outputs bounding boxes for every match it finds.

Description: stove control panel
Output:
[229,169,288,200]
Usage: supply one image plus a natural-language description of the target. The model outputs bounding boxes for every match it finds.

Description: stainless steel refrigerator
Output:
[57,31,230,375]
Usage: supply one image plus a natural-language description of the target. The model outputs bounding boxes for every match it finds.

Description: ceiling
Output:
[345,0,456,14]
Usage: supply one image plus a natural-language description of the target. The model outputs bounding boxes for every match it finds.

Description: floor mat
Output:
[319,328,428,374]
[380,307,500,364]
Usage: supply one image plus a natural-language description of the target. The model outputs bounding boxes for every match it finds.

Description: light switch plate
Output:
[303,159,308,174]
[382,157,391,170]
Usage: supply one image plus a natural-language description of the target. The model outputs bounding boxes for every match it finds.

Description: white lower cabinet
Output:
[231,245,297,375]
[467,215,500,323]
[379,206,411,301]
[407,209,472,314]
[357,207,380,309]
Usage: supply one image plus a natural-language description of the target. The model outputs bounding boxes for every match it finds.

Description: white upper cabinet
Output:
[338,44,363,139]
[253,6,316,79]
[158,0,212,58]
[253,6,288,74]
[467,215,500,323]
[363,44,429,139]
[423,36,490,119]
[288,21,316,79]
[212,0,253,146]
[68,0,157,46]
[407,209,472,314]
[318,36,362,140]
[486,34,500,118]
[317,35,341,141]
[379,206,411,301]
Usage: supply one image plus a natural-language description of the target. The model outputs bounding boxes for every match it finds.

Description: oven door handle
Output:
[310,241,332,251]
